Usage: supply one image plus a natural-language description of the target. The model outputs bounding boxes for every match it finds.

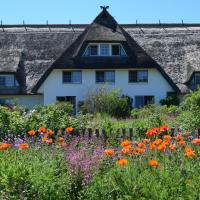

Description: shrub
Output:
[0,146,71,199]
[79,87,132,118]
[160,93,180,106]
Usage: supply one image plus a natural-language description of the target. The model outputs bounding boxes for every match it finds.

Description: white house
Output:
[1,6,200,110]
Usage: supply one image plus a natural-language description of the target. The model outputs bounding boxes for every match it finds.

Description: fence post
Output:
[122,128,126,139]
[170,128,175,137]
[129,128,133,140]
[136,128,140,139]
[102,129,107,141]
[95,129,100,138]
[88,128,92,139]
[197,128,200,138]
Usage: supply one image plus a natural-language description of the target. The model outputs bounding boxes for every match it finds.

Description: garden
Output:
[0,88,200,199]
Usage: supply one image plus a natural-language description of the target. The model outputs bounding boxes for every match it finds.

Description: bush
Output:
[0,146,71,199]
[79,87,132,118]
[160,94,180,106]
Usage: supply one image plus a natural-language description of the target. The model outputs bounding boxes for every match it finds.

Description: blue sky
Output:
[1,0,200,24]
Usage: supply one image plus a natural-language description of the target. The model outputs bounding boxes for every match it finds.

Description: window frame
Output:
[62,70,82,84]
[128,70,148,83]
[83,43,127,57]
[96,70,115,83]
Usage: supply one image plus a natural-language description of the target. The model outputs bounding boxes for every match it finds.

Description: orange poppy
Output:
[174,135,184,141]
[185,147,195,158]
[38,127,46,133]
[198,149,200,154]
[178,140,185,147]
[28,130,35,136]
[163,135,171,142]
[132,149,137,156]
[104,149,114,156]
[146,128,159,137]
[58,137,64,141]
[160,125,169,132]
[157,144,166,151]
[0,143,11,150]
[153,139,163,146]
[46,139,53,144]
[59,141,66,148]
[191,138,200,145]
[117,158,128,166]
[143,139,150,144]
[121,148,130,155]
[47,129,54,135]
[65,127,74,134]
[138,142,146,148]
[136,148,145,154]
[170,144,177,151]
[150,143,157,151]
[121,140,130,147]
[148,160,158,167]
[19,143,29,150]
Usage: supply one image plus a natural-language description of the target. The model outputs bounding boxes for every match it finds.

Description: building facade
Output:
[1,7,200,109]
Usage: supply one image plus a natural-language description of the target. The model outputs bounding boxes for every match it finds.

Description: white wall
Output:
[0,95,43,109]
[38,68,174,110]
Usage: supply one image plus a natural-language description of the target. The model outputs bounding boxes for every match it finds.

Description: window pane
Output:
[72,71,81,83]
[0,77,5,86]
[63,72,72,83]
[135,96,144,108]
[137,71,148,82]
[96,71,105,83]
[129,71,137,82]
[100,44,109,56]
[105,71,115,82]
[195,74,200,85]
[5,76,14,86]
[112,45,120,55]
[90,45,98,56]
[144,96,154,105]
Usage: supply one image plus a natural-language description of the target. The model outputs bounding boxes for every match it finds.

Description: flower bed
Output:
[0,125,200,199]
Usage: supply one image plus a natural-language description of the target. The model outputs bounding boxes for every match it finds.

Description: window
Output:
[63,71,82,83]
[96,71,115,83]
[112,45,120,56]
[56,96,76,112]
[100,44,110,56]
[129,70,148,83]
[83,43,127,57]
[135,96,154,108]
[90,45,98,56]
[0,75,19,87]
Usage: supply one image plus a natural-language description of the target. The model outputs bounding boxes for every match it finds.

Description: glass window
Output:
[96,71,115,83]
[90,45,98,56]
[0,75,17,87]
[112,45,120,56]
[135,96,154,108]
[63,71,82,83]
[100,44,110,56]
[129,70,148,83]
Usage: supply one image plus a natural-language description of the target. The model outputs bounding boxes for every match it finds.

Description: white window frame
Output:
[83,43,127,57]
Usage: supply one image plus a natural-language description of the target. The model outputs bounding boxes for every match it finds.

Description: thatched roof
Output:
[0,10,200,94]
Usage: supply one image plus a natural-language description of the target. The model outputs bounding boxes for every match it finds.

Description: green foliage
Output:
[160,94,180,106]
[85,156,200,200]
[0,146,71,199]
[79,86,132,118]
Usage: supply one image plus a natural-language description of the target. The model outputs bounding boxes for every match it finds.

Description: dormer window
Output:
[0,74,19,87]
[83,43,127,57]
